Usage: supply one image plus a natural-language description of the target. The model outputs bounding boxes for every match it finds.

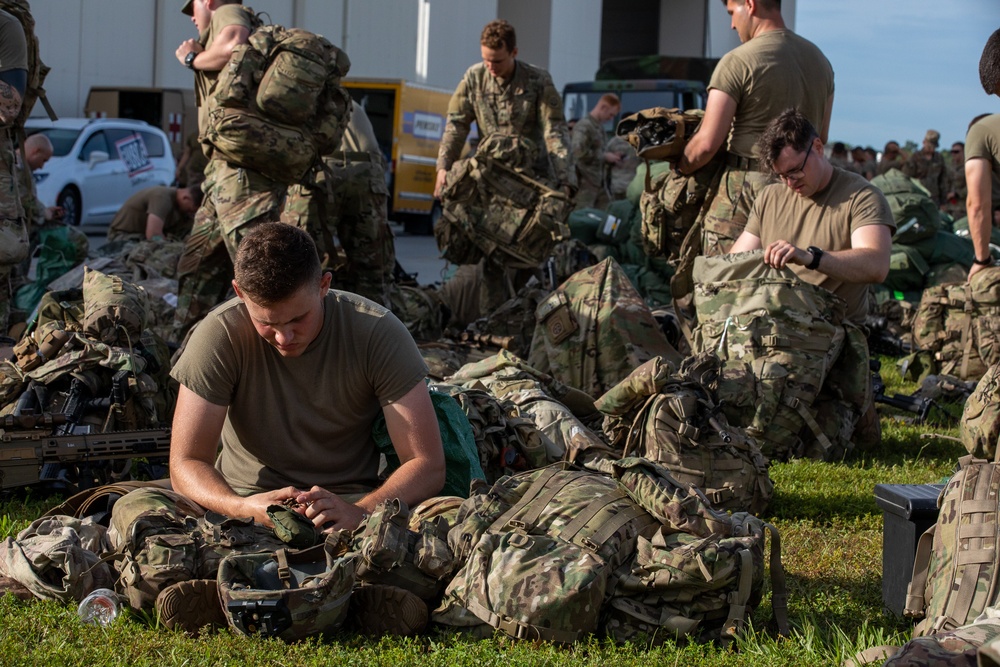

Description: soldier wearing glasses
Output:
[728,108,893,327]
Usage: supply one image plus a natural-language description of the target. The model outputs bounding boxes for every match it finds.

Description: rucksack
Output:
[961,361,1000,459]
[528,256,681,398]
[905,456,1000,636]
[595,353,774,515]
[207,21,352,184]
[691,251,860,461]
[911,266,1000,381]
[872,168,941,245]
[615,108,704,162]
[435,154,572,269]
[0,0,57,128]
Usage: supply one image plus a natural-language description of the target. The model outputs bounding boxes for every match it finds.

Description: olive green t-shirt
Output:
[0,10,27,74]
[709,29,834,159]
[170,291,429,495]
[107,186,183,237]
[965,113,1000,208]
[195,4,254,132]
[745,167,895,324]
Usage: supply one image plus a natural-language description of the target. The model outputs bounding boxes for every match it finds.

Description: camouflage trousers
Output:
[573,181,609,212]
[325,155,395,306]
[0,262,10,337]
[700,167,773,257]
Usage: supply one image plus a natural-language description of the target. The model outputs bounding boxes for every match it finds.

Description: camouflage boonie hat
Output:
[217,533,356,642]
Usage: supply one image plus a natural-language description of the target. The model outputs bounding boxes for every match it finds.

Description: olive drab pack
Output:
[594,353,774,515]
[82,266,150,347]
[207,21,352,184]
[615,108,704,162]
[528,257,682,398]
[871,168,942,246]
[905,455,1000,637]
[691,251,856,462]
[435,154,572,269]
[217,533,356,642]
[961,362,1000,459]
[911,266,1000,381]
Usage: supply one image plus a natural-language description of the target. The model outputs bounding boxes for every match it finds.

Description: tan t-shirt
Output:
[709,29,834,159]
[745,167,895,324]
[107,186,183,237]
[965,113,1000,208]
[0,10,27,73]
[194,4,254,132]
[170,291,429,495]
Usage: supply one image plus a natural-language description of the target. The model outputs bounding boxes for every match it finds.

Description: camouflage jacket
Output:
[571,114,606,191]
[0,129,23,222]
[14,154,40,227]
[437,61,575,189]
[902,150,950,205]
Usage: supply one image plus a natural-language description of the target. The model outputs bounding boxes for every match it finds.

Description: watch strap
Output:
[973,255,994,266]
[806,246,823,270]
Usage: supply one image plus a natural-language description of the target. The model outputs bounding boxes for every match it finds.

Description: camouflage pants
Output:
[325,155,395,306]
[0,262,10,337]
[700,167,773,257]
[573,182,609,212]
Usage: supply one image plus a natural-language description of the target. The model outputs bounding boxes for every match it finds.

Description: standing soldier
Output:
[171,0,288,342]
[902,129,950,207]
[572,93,621,210]
[434,19,575,316]
[0,6,27,339]
[678,0,834,258]
[945,141,967,220]
[967,30,1000,282]
[324,100,396,306]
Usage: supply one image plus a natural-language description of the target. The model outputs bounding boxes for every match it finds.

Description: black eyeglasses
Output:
[775,142,813,183]
[951,149,962,154]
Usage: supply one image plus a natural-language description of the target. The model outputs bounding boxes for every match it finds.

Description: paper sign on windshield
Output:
[115,133,153,178]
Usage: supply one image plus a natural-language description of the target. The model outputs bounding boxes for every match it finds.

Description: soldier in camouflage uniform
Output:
[323,100,395,306]
[876,140,905,175]
[678,0,834,258]
[171,0,287,342]
[0,8,27,338]
[945,141,968,220]
[571,93,620,211]
[903,129,950,206]
[434,19,576,317]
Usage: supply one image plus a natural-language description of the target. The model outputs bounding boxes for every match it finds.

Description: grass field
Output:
[0,357,966,666]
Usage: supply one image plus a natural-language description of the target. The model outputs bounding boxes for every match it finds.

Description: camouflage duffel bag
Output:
[912,266,1000,381]
[218,533,356,642]
[596,353,774,515]
[961,361,1000,459]
[204,107,318,184]
[432,463,660,643]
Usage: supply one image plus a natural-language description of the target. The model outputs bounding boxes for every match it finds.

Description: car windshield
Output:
[26,128,82,157]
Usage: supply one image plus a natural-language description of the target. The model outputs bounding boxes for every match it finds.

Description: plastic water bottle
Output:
[77,588,122,627]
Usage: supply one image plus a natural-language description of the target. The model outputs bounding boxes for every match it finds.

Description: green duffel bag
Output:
[908,230,976,267]
[600,199,637,245]
[567,208,605,245]
[625,160,672,207]
[884,243,930,293]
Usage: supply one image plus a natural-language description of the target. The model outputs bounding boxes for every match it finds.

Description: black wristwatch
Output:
[806,246,824,270]
[184,51,198,70]
[973,255,995,266]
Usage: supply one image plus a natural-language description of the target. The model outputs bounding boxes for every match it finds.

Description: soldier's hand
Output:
[969,260,992,282]
[433,169,448,199]
[604,151,622,165]
[763,239,810,270]
[237,486,304,527]
[295,486,367,532]
[175,39,203,66]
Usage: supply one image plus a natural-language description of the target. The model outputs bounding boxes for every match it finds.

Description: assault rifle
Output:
[865,315,913,358]
[870,359,934,423]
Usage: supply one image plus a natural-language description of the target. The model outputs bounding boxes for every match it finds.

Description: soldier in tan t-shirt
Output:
[966,29,1000,281]
[168,223,445,531]
[106,185,201,241]
[730,109,894,326]
[679,0,835,257]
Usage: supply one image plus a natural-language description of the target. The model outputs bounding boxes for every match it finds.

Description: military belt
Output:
[725,153,760,171]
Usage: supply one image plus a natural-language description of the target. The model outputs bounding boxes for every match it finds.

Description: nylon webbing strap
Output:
[491,466,580,533]
[949,465,997,627]
[960,284,974,381]
[465,598,580,644]
[623,394,660,459]
[765,522,790,637]
[784,395,835,455]
[558,491,628,548]
[904,526,935,617]
[276,550,292,589]
[721,548,753,640]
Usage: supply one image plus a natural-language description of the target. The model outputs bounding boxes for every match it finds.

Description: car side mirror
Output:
[88,150,109,167]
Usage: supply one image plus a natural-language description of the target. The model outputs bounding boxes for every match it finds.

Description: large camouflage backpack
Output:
[1,0,56,130]
[911,266,1000,381]
[961,362,1000,459]
[905,456,1000,636]
[217,533,356,641]
[207,20,352,184]
[595,353,774,515]
[881,618,1000,667]
[872,168,942,246]
[691,251,860,461]
[435,150,572,269]
[432,463,662,642]
[528,256,681,398]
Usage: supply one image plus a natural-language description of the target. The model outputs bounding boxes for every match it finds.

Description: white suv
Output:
[24,117,176,226]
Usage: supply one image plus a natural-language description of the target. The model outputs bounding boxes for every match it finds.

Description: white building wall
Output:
[547,0,602,89]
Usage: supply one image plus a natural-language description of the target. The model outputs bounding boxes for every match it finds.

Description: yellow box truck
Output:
[343,78,467,235]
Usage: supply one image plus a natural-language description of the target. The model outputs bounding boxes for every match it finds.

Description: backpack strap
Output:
[904,521,935,618]
[489,464,577,532]
[765,522,790,637]
[960,285,976,380]
[464,597,581,643]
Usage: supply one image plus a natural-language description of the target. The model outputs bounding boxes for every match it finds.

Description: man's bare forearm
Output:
[356,455,445,514]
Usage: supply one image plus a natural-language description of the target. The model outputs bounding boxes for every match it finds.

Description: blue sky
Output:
[795,0,1000,152]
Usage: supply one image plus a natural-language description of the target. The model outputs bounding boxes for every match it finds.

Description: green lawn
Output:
[0,357,965,666]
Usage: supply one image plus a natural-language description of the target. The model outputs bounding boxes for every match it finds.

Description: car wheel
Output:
[57,187,81,226]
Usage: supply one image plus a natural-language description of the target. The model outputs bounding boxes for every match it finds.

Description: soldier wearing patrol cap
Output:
[902,129,950,206]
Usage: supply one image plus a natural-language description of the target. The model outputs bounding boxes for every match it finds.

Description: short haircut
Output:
[186,184,204,208]
[832,142,846,154]
[980,28,1000,96]
[481,19,516,52]
[755,108,817,175]
[599,93,621,107]
[883,141,900,153]
[233,224,322,305]
[25,133,52,154]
